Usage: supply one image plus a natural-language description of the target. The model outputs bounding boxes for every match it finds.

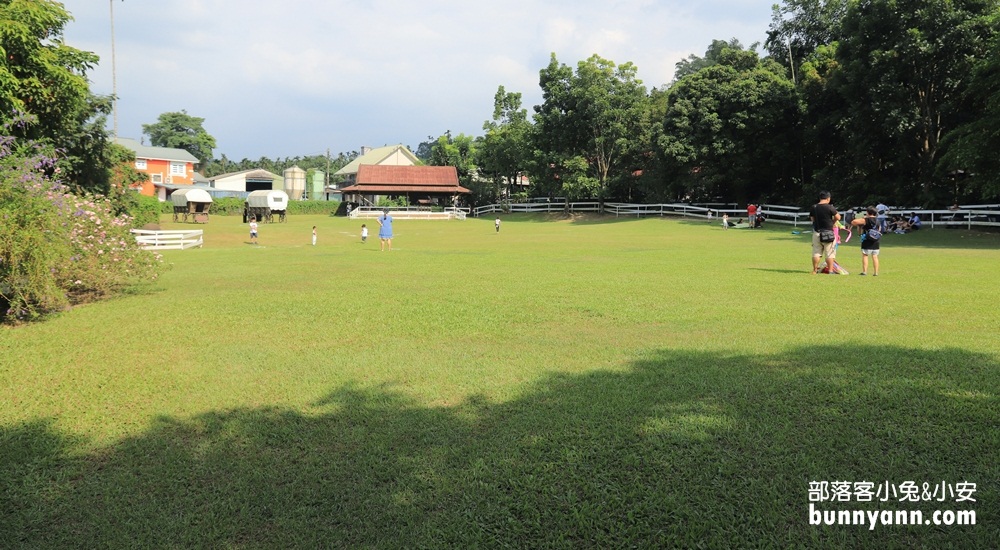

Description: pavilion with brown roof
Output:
[337,165,471,206]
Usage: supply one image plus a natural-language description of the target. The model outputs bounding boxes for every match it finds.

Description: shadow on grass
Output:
[495,213,646,226]
[763,227,1000,251]
[748,267,805,274]
[3,345,998,548]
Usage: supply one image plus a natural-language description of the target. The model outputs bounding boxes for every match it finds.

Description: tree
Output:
[659,47,801,203]
[479,86,532,202]
[532,54,651,202]
[1,0,120,195]
[428,131,484,202]
[430,131,478,178]
[414,137,436,163]
[765,0,848,76]
[835,0,997,205]
[941,14,1000,201]
[142,110,216,165]
[673,38,747,82]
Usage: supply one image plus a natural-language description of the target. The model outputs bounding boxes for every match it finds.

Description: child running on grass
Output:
[361,224,368,243]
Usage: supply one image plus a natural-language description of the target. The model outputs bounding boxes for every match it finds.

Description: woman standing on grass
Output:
[378,209,393,252]
[851,206,880,276]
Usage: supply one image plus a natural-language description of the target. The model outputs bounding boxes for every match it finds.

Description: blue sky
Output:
[59,0,776,161]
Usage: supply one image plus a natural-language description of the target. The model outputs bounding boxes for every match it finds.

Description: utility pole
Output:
[109,0,119,137]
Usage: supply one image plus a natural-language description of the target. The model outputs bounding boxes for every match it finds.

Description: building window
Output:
[170,162,186,176]
[151,173,163,184]
[135,159,147,170]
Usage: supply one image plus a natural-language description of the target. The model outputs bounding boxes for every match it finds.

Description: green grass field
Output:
[2,213,999,548]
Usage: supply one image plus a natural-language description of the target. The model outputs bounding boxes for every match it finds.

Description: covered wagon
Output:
[171,188,213,223]
[245,189,289,223]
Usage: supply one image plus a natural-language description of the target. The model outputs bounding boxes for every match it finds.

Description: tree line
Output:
[455,0,1000,208]
[5,0,1000,209]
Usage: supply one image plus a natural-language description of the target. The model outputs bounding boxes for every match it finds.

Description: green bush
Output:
[122,193,162,227]
[288,200,340,215]
[203,197,340,216]
[210,197,246,215]
[0,124,163,322]
[155,193,341,217]
[375,196,409,208]
[0,173,71,316]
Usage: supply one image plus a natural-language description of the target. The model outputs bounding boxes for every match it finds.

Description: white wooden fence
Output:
[131,229,204,250]
[472,202,1000,229]
[350,207,467,220]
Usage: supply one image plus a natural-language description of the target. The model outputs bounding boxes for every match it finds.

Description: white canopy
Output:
[170,188,213,206]
[246,189,289,210]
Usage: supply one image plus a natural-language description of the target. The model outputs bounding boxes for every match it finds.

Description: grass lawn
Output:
[2,212,999,548]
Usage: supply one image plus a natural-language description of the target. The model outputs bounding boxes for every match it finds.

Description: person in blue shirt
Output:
[378,209,393,251]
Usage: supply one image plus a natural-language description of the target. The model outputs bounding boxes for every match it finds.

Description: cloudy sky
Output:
[59,0,776,161]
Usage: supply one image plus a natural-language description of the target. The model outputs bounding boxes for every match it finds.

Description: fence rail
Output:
[131,229,204,250]
[350,206,467,220]
[471,202,1000,229]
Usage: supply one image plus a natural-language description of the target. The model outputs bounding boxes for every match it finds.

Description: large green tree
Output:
[0,0,120,195]
[532,54,651,202]
[429,131,483,203]
[479,86,532,202]
[835,0,997,205]
[659,47,800,203]
[940,13,1000,201]
[142,110,216,165]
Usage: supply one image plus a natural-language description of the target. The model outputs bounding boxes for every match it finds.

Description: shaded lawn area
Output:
[3,344,997,548]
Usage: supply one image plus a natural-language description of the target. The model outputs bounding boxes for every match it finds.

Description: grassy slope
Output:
[2,214,998,547]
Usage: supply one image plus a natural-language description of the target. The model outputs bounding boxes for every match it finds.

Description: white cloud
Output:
[58,0,775,159]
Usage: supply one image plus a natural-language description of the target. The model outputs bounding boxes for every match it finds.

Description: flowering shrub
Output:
[1,117,163,321]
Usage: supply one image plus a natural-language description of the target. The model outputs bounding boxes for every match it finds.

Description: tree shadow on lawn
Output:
[3,345,998,548]
[501,213,645,226]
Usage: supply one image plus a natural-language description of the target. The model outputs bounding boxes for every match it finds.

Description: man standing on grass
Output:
[809,191,840,274]
[748,203,757,229]
[876,201,889,232]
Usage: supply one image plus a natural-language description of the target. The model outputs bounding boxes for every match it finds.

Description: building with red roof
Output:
[338,164,471,206]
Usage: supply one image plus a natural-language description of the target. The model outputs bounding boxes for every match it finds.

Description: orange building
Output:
[115,138,200,200]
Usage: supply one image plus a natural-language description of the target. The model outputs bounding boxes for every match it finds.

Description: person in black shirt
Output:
[851,206,881,275]
[809,190,841,274]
